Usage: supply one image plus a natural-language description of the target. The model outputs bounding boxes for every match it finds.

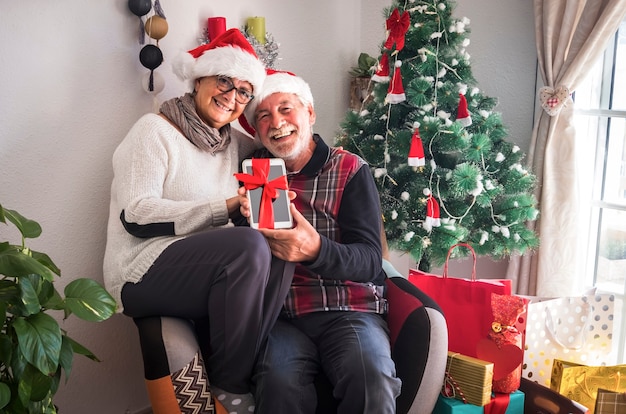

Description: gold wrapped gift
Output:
[445,352,494,406]
[551,359,626,414]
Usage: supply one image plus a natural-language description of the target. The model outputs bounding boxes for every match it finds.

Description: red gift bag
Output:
[408,243,512,359]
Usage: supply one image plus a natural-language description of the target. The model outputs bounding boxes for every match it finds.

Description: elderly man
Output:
[240,69,401,414]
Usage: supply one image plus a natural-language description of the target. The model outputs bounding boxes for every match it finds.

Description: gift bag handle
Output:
[442,243,477,281]
[543,299,592,351]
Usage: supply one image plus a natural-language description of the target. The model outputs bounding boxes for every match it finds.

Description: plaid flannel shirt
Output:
[253,135,387,318]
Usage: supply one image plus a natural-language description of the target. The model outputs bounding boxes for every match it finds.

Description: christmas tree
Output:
[336,1,539,270]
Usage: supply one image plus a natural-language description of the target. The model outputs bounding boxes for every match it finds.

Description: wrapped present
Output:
[445,352,494,406]
[234,158,290,229]
[476,293,527,393]
[594,388,626,414]
[551,359,626,414]
[434,390,525,414]
[523,292,615,388]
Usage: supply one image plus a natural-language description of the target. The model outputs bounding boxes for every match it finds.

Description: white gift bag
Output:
[522,292,615,387]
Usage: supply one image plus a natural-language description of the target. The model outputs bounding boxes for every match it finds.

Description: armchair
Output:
[133,259,448,414]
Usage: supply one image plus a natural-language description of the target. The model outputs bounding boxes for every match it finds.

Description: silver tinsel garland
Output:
[242,29,280,69]
[199,28,280,69]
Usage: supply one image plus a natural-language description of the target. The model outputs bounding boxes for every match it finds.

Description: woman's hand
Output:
[226,195,241,217]
[237,186,252,219]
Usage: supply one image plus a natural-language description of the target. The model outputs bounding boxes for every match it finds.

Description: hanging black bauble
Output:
[139,44,163,70]
[128,0,152,17]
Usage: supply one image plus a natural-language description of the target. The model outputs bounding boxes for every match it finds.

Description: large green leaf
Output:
[0,382,10,409]
[0,333,13,366]
[24,275,58,310]
[29,251,60,277]
[0,293,12,325]
[18,277,41,316]
[13,313,62,375]
[64,279,116,322]
[63,334,99,362]
[0,207,42,240]
[0,249,56,281]
[17,363,53,404]
[41,285,64,311]
[58,336,75,381]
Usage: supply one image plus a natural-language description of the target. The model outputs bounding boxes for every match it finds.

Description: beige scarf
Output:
[159,93,231,154]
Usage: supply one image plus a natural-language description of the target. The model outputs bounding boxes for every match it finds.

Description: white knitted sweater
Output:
[103,113,260,311]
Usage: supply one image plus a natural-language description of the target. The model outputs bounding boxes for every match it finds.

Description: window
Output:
[574,17,626,363]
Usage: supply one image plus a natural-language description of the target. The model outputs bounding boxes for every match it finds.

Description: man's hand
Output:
[258,204,321,262]
[238,186,319,261]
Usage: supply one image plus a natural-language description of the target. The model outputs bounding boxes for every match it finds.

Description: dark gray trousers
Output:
[121,226,294,393]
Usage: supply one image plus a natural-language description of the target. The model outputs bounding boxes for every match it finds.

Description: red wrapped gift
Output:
[476,293,528,394]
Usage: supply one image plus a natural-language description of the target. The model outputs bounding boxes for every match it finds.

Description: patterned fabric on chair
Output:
[134,316,226,414]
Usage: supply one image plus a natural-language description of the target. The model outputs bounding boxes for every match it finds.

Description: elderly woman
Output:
[103,29,293,413]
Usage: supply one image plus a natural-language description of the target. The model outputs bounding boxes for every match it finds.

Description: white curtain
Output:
[507,0,626,297]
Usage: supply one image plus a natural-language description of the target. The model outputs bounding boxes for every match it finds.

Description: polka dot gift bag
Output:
[522,292,616,387]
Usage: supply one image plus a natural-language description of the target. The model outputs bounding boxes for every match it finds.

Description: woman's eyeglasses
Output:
[215,76,254,104]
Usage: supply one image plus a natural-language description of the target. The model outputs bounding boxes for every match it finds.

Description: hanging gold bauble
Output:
[145,15,168,40]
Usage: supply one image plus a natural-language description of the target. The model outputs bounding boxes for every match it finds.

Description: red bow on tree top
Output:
[234,158,289,229]
[384,8,410,51]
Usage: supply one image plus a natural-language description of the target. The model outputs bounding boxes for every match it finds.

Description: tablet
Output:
[242,158,293,229]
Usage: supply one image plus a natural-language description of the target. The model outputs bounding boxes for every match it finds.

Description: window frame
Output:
[573,19,626,364]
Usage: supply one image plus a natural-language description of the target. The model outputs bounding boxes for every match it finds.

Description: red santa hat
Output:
[423,189,441,232]
[456,93,472,127]
[371,53,390,83]
[172,28,265,94]
[408,123,425,168]
[386,60,406,104]
[241,69,315,135]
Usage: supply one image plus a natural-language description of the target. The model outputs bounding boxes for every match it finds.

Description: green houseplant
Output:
[0,204,117,413]
[349,53,377,111]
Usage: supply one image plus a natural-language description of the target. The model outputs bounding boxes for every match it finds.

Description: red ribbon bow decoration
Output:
[384,8,410,51]
[234,158,289,229]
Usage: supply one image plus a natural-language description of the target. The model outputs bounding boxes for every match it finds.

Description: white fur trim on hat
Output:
[172,28,265,94]
[244,70,314,129]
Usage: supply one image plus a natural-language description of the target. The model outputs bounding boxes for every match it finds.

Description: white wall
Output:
[0,1,535,412]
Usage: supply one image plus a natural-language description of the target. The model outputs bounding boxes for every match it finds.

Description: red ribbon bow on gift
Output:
[384,8,410,51]
[234,158,289,229]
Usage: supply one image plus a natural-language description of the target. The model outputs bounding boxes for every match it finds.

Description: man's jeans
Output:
[253,311,401,414]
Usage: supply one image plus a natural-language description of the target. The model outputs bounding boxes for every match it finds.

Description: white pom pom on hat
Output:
[172,28,265,94]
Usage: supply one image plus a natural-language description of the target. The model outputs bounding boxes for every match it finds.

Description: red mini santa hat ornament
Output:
[172,28,265,94]
[372,53,390,83]
[408,123,425,168]
[456,93,472,127]
[386,60,406,104]
[423,189,441,232]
